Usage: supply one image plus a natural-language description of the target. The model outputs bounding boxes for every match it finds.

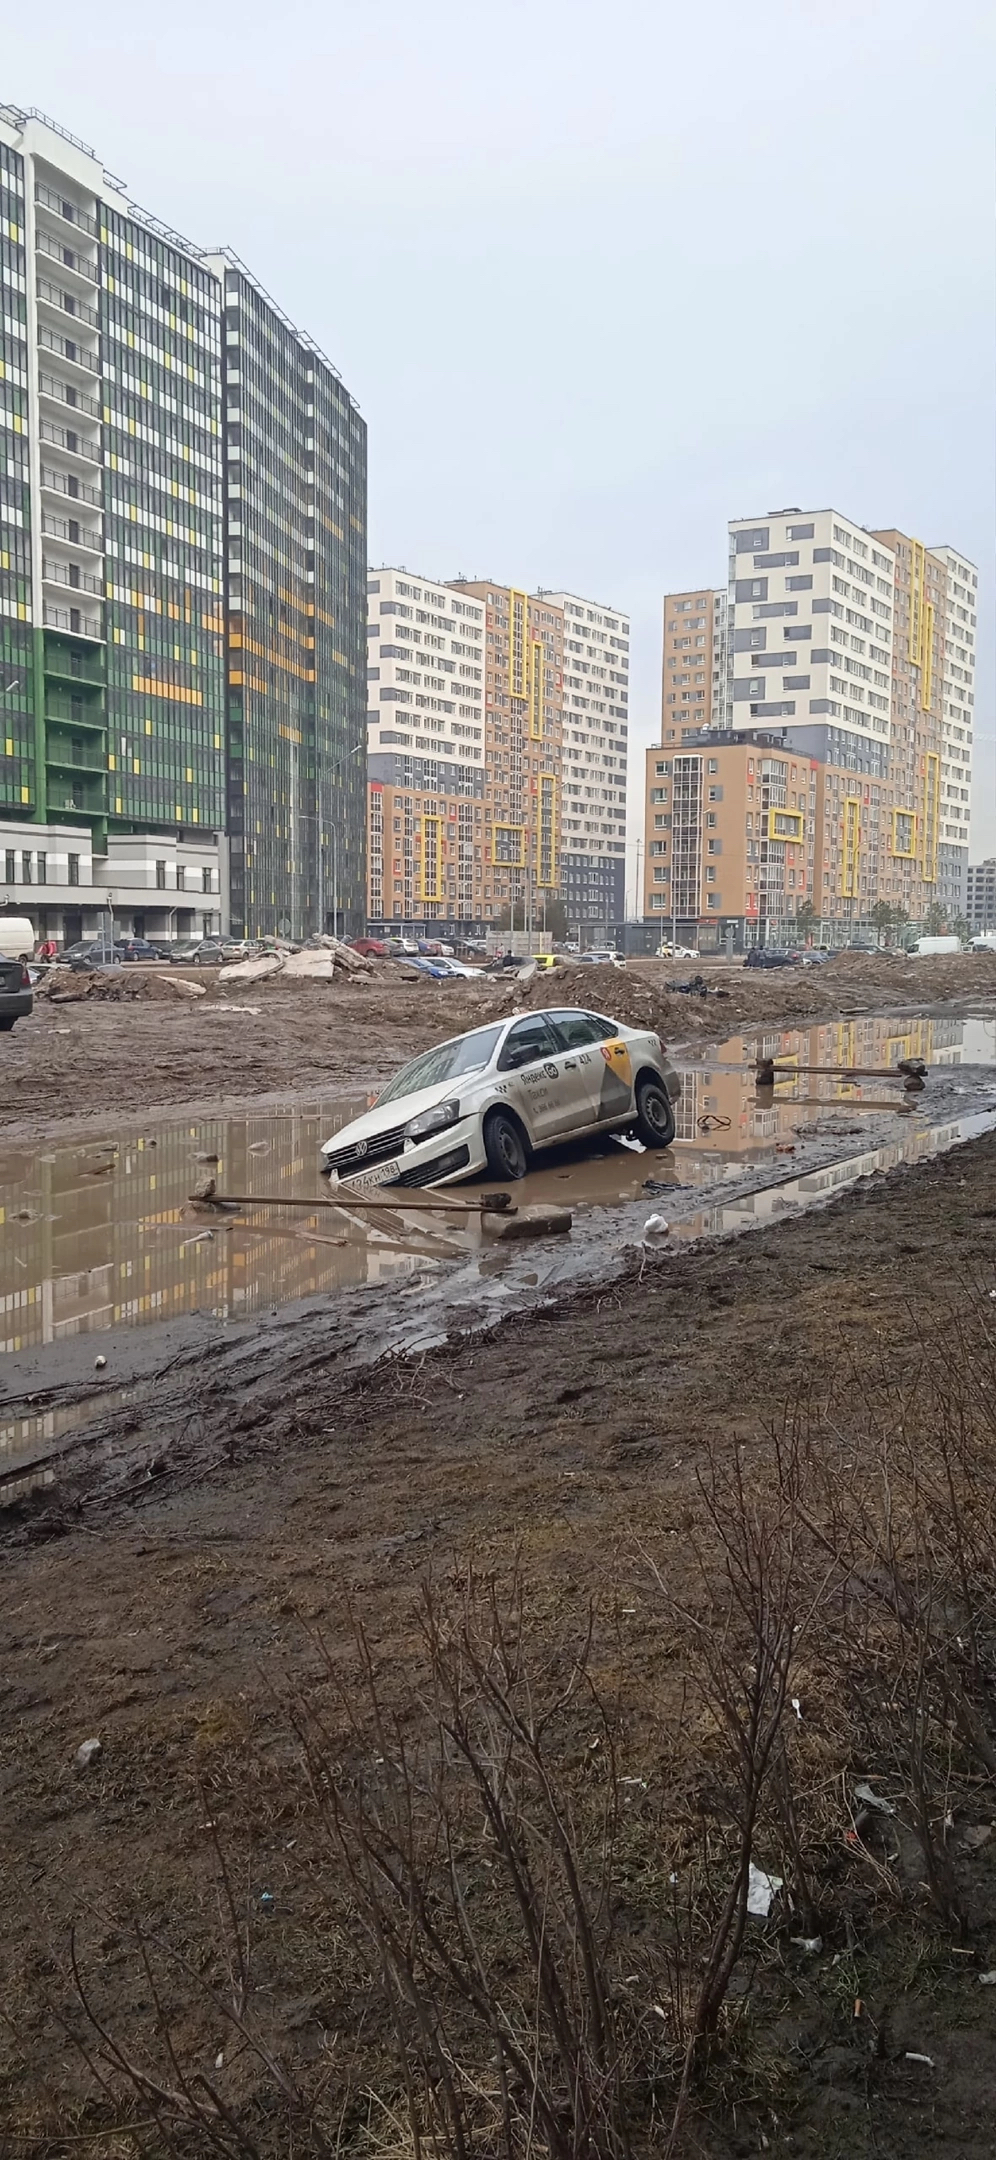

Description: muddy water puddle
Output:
[2,1007,994,1493]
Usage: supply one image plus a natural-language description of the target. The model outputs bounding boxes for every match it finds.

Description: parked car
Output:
[406,956,479,980]
[385,936,419,956]
[657,943,699,959]
[117,938,167,963]
[66,940,126,970]
[167,939,206,964]
[320,1006,681,1190]
[578,949,626,968]
[0,956,33,1031]
[349,937,389,958]
[188,939,247,966]
[743,948,799,969]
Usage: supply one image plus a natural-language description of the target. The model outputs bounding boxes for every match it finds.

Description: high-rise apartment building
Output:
[659,586,728,738]
[644,506,978,945]
[967,859,996,933]
[204,254,367,940]
[920,542,976,913]
[537,590,629,935]
[366,568,487,927]
[0,106,366,947]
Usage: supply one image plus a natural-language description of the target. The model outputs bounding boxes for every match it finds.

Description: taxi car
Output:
[320,1005,681,1190]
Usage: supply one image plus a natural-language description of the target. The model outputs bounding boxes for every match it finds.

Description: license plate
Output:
[334,1158,400,1195]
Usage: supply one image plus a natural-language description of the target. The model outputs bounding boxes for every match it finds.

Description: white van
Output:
[913,935,962,956]
[0,917,36,962]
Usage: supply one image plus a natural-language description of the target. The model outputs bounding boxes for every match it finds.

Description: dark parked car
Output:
[117,938,166,963]
[0,957,33,1031]
[66,939,126,970]
[743,947,799,969]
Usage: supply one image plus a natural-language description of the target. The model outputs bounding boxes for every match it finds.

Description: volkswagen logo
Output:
[355,1139,368,1158]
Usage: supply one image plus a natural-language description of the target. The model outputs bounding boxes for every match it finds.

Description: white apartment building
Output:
[537,590,629,932]
[367,568,487,793]
[925,543,976,912]
[728,509,896,778]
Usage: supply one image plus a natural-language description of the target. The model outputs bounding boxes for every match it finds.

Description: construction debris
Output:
[486,1204,573,1241]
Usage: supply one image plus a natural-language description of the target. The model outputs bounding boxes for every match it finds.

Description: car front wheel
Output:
[634,1074,676,1148]
[483,1108,529,1181]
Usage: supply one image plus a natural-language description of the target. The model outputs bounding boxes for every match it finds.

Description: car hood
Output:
[321,1076,481,1154]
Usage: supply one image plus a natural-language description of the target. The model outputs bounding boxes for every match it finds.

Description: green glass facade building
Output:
[208,255,367,939]
[0,106,366,943]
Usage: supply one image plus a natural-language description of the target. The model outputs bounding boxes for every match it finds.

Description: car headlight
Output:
[403,1098,462,1140]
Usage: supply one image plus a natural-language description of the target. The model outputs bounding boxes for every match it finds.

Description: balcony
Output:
[43,559,104,597]
[45,697,106,728]
[36,279,100,332]
[42,645,105,687]
[39,373,102,421]
[35,229,98,285]
[40,466,103,510]
[34,182,100,241]
[38,326,99,377]
[42,514,103,554]
[38,419,100,465]
[43,602,103,643]
[45,738,108,776]
[47,777,107,818]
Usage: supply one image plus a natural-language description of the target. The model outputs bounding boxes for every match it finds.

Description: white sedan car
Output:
[320,1006,681,1192]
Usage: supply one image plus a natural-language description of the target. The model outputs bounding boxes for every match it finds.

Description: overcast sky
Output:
[7,0,994,901]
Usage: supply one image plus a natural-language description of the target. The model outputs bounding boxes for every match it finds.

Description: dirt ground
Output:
[5,946,995,1145]
[2,1118,996,2155]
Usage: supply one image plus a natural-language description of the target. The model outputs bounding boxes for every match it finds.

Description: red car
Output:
[349,937,389,957]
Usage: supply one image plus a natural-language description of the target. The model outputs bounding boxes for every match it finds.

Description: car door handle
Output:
[564,1058,577,1069]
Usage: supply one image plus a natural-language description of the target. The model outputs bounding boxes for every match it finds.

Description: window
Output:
[4,851,14,884]
[787,523,815,540]
[707,759,718,774]
[202,867,213,893]
[68,853,80,887]
[36,852,47,885]
[155,860,166,889]
[498,1015,561,1071]
[786,576,813,592]
[176,866,186,892]
[21,852,31,884]
[548,1009,615,1048]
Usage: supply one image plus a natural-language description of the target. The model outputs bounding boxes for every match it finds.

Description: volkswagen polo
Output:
[320,1005,681,1191]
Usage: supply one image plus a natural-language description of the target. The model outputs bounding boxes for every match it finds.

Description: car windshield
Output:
[376,1025,503,1104]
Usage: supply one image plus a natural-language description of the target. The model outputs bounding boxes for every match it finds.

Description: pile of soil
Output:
[38,965,204,1004]
[512,948,996,1037]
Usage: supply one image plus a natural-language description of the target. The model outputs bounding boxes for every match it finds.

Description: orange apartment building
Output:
[367,570,564,933]
[642,727,888,948]
[644,520,974,946]
[660,586,727,736]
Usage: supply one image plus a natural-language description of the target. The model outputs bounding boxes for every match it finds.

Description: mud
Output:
[1,1112,996,2155]
[7,949,995,1146]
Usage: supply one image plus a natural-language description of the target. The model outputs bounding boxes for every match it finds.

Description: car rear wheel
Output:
[634,1074,676,1148]
[483,1108,529,1181]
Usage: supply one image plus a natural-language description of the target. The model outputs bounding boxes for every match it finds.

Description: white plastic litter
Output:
[979,1971,996,1985]
[904,2053,934,2067]
[643,1214,670,1236]
[791,1697,803,1720]
[75,1738,102,1769]
[854,1782,895,1815]
[747,1863,783,1917]
[791,1935,823,1953]
[612,1133,645,1152]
